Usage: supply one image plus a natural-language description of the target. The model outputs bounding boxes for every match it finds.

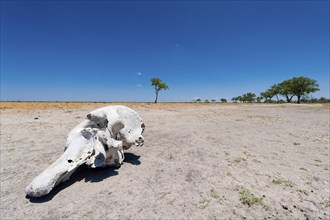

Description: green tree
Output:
[289,77,319,104]
[261,84,281,103]
[260,90,274,102]
[242,92,256,103]
[278,80,295,103]
[319,97,329,103]
[151,78,169,103]
[211,99,217,103]
[270,84,281,102]
[220,98,227,103]
[231,97,239,103]
[237,96,243,103]
[256,96,263,103]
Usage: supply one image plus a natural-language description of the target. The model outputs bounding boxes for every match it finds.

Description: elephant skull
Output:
[25,106,145,197]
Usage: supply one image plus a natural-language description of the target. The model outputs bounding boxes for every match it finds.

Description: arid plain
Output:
[1,102,329,219]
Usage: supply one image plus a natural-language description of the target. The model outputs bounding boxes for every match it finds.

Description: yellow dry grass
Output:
[0,101,234,110]
[0,101,328,111]
[0,101,141,110]
[0,101,243,111]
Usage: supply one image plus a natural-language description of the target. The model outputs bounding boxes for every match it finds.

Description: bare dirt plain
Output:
[1,102,329,220]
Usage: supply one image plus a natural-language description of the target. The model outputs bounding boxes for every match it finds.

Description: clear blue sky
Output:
[1,0,329,102]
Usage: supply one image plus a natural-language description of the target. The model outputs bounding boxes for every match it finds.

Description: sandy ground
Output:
[0,102,329,219]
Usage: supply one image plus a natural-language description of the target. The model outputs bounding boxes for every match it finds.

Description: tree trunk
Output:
[297,95,301,104]
[275,94,279,103]
[155,91,159,103]
[289,95,294,103]
[285,95,291,103]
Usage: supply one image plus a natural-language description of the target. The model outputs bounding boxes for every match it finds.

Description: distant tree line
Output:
[260,76,320,104]
[232,92,257,103]
[193,98,228,103]
[193,77,328,104]
[232,77,326,104]
[151,76,328,104]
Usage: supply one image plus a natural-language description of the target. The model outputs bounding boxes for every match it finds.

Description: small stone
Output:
[282,204,289,210]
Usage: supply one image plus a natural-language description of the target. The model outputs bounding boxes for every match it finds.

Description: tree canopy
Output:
[261,84,281,102]
[220,98,227,103]
[151,78,169,103]
[260,76,319,104]
[289,77,319,103]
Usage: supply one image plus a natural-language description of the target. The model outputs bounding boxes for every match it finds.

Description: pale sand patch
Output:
[1,102,329,219]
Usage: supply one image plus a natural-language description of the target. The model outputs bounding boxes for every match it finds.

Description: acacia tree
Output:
[231,97,239,103]
[319,97,329,103]
[242,92,256,103]
[261,84,280,103]
[270,84,281,102]
[289,77,319,104]
[260,90,274,102]
[151,78,169,103]
[220,98,227,103]
[278,80,295,103]
[262,77,319,104]
[256,96,263,103]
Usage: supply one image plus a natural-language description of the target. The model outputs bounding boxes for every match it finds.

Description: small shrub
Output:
[321,199,330,207]
[211,188,220,199]
[233,157,247,164]
[199,198,210,209]
[238,187,268,210]
[272,177,294,187]
[298,189,309,196]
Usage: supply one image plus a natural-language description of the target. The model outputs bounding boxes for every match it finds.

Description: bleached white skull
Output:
[87,106,145,148]
[25,106,145,197]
